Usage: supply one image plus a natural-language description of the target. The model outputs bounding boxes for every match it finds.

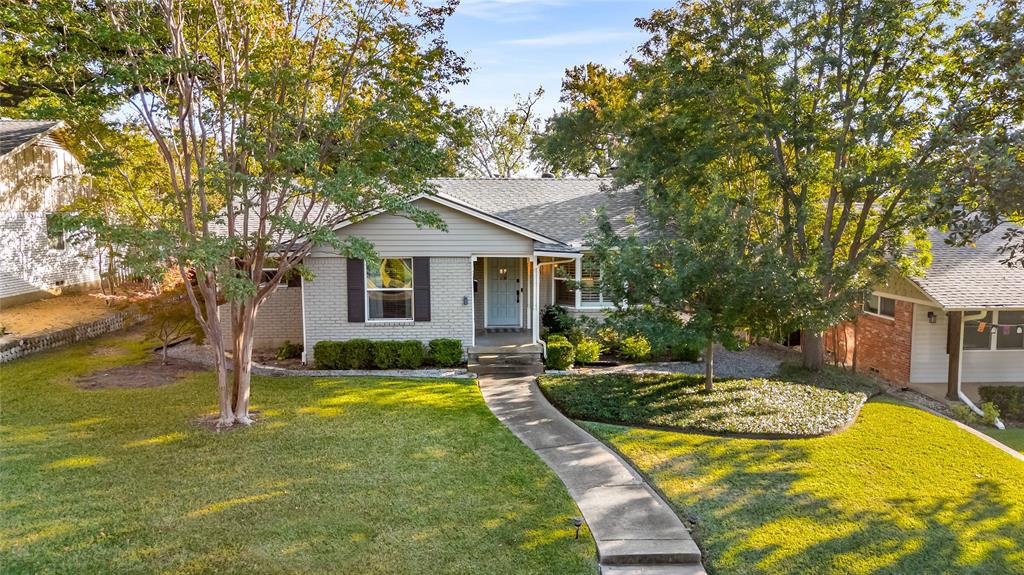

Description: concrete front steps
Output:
[602,566,707,575]
[467,351,544,376]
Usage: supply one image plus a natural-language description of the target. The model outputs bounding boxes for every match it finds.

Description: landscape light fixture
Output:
[570,517,584,540]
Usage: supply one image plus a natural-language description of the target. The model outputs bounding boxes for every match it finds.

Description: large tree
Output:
[10,0,468,426]
[459,87,543,177]
[542,0,1012,369]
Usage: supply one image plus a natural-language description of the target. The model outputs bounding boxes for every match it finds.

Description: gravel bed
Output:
[568,343,799,379]
[165,342,472,379]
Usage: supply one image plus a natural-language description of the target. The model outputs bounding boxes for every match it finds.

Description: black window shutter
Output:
[413,257,431,322]
[347,258,365,323]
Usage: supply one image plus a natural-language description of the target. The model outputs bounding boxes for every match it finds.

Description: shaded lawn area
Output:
[986,427,1024,454]
[539,365,877,436]
[586,399,1024,575]
[0,335,596,574]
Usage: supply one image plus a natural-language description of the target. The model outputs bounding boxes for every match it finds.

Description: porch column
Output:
[946,310,962,401]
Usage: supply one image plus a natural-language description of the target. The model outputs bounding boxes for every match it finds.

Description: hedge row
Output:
[313,338,463,370]
[979,386,1024,422]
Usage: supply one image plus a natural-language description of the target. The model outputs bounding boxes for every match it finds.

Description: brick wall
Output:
[304,256,474,352]
[825,299,914,384]
[218,286,304,351]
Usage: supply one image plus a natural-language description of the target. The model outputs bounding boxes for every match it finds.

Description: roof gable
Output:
[0,120,64,158]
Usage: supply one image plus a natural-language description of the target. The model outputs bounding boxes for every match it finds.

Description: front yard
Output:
[0,334,595,574]
[580,396,1024,574]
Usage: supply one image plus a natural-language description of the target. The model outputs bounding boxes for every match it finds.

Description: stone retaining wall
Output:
[0,310,143,363]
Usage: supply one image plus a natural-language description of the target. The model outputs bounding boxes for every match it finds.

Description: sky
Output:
[440,0,673,116]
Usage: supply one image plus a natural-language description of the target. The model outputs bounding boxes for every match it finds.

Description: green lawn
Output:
[585,399,1024,575]
[539,365,877,436]
[986,427,1024,454]
[0,334,596,574]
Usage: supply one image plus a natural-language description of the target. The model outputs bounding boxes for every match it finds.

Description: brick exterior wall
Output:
[825,299,914,384]
[303,256,474,353]
[218,286,304,351]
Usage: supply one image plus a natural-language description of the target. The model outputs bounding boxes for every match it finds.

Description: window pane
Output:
[368,290,412,320]
[555,278,575,306]
[46,213,65,250]
[864,294,879,314]
[963,311,993,350]
[879,297,896,318]
[367,258,412,289]
[580,255,601,303]
[996,311,1024,350]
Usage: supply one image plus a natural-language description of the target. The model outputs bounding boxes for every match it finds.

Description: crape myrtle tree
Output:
[540,0,1009,369]
[35,0,469,427]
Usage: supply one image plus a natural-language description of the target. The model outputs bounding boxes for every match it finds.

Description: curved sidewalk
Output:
[477,375,707,575]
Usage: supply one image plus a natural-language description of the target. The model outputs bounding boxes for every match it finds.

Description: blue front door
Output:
[487,258,521,326]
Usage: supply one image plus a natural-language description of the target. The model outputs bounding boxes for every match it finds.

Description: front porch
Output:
[470,330,542,355]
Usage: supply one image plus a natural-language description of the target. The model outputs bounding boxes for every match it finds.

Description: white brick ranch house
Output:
[0,120,100,306]
[228,178,645,360]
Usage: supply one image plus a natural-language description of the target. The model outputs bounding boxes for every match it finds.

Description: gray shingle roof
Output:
[430,178,647,246]
[0,120,62,157]
[911,224,1024,309]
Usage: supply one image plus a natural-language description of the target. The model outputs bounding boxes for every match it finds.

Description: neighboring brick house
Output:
[224,178,646,359]
[1,120,100,306]
[826,224,1023,401]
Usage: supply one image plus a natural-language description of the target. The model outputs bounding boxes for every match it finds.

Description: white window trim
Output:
[964,310,1024,352]
[578,253,612,308]
[863,293,896,320]
[364,258,414,323]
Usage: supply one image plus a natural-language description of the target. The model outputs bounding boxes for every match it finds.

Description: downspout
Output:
[958,310,1005,430]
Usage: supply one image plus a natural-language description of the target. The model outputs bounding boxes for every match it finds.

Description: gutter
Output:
[533,255,581,358]
[957,310,1006,430]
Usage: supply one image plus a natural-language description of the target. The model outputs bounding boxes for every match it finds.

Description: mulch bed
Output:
[76,357,207,390]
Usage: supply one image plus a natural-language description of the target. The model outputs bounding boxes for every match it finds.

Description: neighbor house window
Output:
[45,213,65,250]
[579,253,608,306]
[963,311,994,350]
[553,260,576,306]
[995,310,1024,350]
[864,294,896,318]
[366,258,413,320]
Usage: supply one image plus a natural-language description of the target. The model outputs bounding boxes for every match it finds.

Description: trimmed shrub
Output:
[429,338,463,367]
[542,304,575,334]
[980,402,1001,427]
[620,335,652,362]
[575,338,603,364]
[341,339,375,369]
[668,343,701,362]
[313,341,344,369]
[546,333,569,343]
[979,386,1024,422]
[596,326,622,354]
[951,403,979,424]
[546,338,575,370]
[276,340,303,361]
[397,341,425,369]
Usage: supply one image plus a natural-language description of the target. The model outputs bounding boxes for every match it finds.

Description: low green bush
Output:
[396,340,425,369]
[546,339,575,370]
[276,340,303,361]
[575,338,603,364]
[596,326,622,354]
[951,403,979,424]
[542,304,575,334]
[546,333,569,343]
[978,386,1024,422]
[429,338,463,367]
[342,339,375,369]
[372,340,424,369]
[313,341,344,369]
[980,402,1001,426]
[668,342,701,362]
[619,334,652,362]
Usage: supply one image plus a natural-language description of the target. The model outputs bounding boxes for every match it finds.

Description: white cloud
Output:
[499,28,644,47]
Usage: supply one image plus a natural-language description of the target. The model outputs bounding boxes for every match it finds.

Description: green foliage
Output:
[276,341,303,361]
[619,335,651,362]
[545,339,576,370]
[541,305,575,334]
[428,339,464,368]
[460,88,543,177]
[981,402,1002,427]
[595,327,622,355]
[313,341,344,370]
[313,340,375,370]
[979,386,1024,422]
[372,341,424,370]
[574,338,603,364]
[539,365,875,436]
[951,403,980,425]
[668,343,701,363]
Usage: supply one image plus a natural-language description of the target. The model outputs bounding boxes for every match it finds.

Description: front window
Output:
[366,258,413,321]
[864,294,896,318]
[553,260,575,306]
[46,213,65,250]
[963,311,994,350]
[579,254,607,306]
[996,310,1024,350]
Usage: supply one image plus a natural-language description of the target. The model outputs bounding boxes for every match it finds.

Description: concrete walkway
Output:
[477,375,707,575]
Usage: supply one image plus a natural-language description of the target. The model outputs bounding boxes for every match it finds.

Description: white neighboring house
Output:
[0,120,99,307]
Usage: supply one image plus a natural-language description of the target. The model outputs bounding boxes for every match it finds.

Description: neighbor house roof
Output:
[430,178,647,246]
[910,224,1024,309]
[0,120,63,157]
